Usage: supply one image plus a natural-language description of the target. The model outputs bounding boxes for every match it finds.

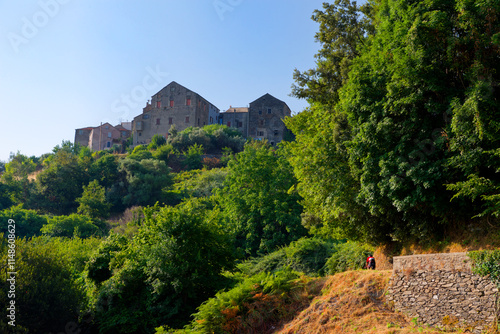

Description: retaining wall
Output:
[388,253,498,332]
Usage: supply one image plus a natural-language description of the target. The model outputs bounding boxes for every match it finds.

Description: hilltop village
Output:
[74,81,292,150]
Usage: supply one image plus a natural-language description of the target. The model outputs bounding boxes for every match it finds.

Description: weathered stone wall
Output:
[388,253,498,332]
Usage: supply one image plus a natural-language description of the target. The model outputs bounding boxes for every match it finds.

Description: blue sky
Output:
[0,0,330,162]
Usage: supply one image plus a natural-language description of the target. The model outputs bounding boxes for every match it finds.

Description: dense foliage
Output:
[1,1,499,332]
[286,0,500,243]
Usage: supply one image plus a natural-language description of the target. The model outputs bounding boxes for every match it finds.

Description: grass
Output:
[275,270,466,334]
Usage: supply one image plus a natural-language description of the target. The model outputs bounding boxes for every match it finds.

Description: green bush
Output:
[238,237,338,276]
[324,241,372,274]
[0,205,47,238]
[41,213,105,238]
[178,269,303,334]
[468,250,500,286]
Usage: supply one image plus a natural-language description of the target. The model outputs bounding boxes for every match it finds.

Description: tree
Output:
[217,141,307,256]
[0,237,89,333]
[291,0,374,106]
[148,134,167,150]
[41,213,104,238]
[77,180,111,219]
[182,143,204,170]
[34,149,88,214]
[93,199,234,332]
[0,205,47,238]
[287,0,500,244]
[113,158,173,207]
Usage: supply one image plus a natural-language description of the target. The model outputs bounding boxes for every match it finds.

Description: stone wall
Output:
[388,253,498,332]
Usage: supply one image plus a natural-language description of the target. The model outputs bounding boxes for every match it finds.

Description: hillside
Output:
[276,270,461,334]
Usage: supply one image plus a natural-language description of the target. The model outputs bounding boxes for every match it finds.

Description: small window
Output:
[78,130,84,135]
[259,120,265,127]
[274,130,279,136]
[156,118,161,125]
[107,141,111,148]
[108,132,112,138]
[258,131,264,136]
[267,108,272,114]
[186,98,191,106]
[105,125,109,129]
[156,101,161,108]
[185,116,190,123]
[170,86,176,92]
[170,100,174,107]
[210,116,213,123]
[169,117,173,125]
[271,141,275,146]
[143,114,150,119]
[227,121,231,127]
[258,110,262,115]
[139,132,142,136]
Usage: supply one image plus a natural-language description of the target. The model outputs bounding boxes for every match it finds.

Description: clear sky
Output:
[0,0,330,162]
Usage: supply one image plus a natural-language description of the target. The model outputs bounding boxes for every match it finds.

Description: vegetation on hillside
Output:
[1,0,499,332]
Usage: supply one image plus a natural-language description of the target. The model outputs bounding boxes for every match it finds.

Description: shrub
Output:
[324,241,372,274]
[41,214,105,238]
[468,250,500,286]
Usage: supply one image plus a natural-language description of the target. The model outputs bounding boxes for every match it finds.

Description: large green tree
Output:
[286,0,500,243]
[217,141,307,256]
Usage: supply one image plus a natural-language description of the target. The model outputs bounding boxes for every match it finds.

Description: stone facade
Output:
[132,81,219,146]
[388,253,498,332]
[75,122,131,151]
[248,93,291,145]
[219,94,292,145]
[219,107,249,137]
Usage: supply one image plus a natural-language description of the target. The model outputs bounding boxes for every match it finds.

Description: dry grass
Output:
[275,270,462,334]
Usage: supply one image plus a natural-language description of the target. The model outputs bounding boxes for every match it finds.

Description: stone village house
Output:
[75,81,292,150]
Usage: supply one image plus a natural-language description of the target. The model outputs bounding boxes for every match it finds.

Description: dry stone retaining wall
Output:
[388,253,498,332]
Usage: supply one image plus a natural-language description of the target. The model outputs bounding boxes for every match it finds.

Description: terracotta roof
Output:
[222,107,249,113]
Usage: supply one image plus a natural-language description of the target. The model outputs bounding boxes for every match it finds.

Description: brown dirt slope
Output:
[275,270,463,334]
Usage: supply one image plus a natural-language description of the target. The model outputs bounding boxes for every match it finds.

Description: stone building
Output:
[132,81,220,146]
[219,93,292,145]
[74,122,131,151]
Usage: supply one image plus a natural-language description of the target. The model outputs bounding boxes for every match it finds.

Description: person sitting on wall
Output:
[366,254,376,270]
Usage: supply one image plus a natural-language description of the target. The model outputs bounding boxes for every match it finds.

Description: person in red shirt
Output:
[366,254,376,270]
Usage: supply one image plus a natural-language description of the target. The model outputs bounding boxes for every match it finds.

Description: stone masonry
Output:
[388,253,498,333]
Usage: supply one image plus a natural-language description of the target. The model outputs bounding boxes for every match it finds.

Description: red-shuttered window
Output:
[156,101,161,108]
[170,100,174,107]
[186,98,191,106]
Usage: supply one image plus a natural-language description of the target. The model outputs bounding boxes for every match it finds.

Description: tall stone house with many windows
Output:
[219,93,292,146]
[132,81,220,146]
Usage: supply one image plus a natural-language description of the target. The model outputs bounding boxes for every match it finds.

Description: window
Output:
[105,125,109,129]
[169,117,173,125]
[227,121,231,127]
[156,118,161,125]
[274,130,279,136]
[237,121,242,128]
[108,132,112,138]
[267,108,272,114]
[258,131,264,136]
[139,132,142,136]
[143,114,150,119]
[259,119,265,127]
[107,141,111,148]
[271,141,275,146]
[210,116,213,123]
[156,101,161,108]
[258,110,262,115]
[78,130,84,135]
[186,98,191,106]
[185,116,190,123]
[170,100,174,107]
[170,86,176,92]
